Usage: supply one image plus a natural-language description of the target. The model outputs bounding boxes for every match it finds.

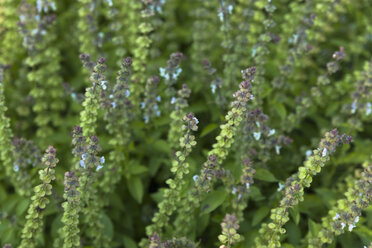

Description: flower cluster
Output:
[19,146,59,248]
[142,76,161,123]
[202,59,226,108]
[255,129,353,248]
[72,126,109,247]
[145,112,198,238]
[60,171,81,248]
[79,56,107,138]
[168,84,192,150]
[159,52,183,98]
[308,162,372,247]
[218,214,240,248]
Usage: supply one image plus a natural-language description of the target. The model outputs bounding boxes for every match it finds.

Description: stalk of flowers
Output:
[217,0,236,90]
[0,64,27,195]
[79,55,107,138]
[230,0,254,72]
[142,76,161,123]
[159,52,183,99]
[148,233,198,248]
[348,60,372,121]
[18,2,65,145]
[144,112,198,239]
[218,158,255,248]
[190,1,221,86]
[255,129,353,248]
[307,162,372,247]
[58,171,81,248]
[77,0,99,57]
[0,0,24,64]
[271,6,315,89]
[131,0,161,110]
[250,0,276,105]
[202,59,227,109]
[173,68,255,236]
[19,146,59,248]
[168,84,192,150]
[72,126,110,247]
[11,138,41,197]
[99,57,133,193]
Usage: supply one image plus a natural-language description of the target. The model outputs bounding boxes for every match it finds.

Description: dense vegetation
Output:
[0,0,372,247]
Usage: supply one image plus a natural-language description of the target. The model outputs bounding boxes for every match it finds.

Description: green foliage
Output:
[0,0,372,248]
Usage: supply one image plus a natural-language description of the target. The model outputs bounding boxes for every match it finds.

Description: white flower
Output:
[269,129,276,136]
[96,165,103,171]
[238,194,242,200]
[193,175,199,182]
[275,145,281,155]
[246,183,250,189]
[13,165,19,172]
[277,183,285,191]
[109,94,114,99]
[218,11,224,21]
[366,102,371,116]
[333,213,340,220]
[105,0,113,6]
[232,187,237,194]
[211,84,217,94]
[125,90,130,97]
[101,80,107,90]
[322,148,328,157]
[159,67,167,78]
[111,102,116,108]
[348,223,356,232]
[193,117,199,124]
[227,4,233,13]
[79,160,86,168]
[171,97,176,104]
[144,116,149,123]
[256,121,260,128]
[141,102,146,109]
[156,110,161,117]
[173,68,182,79]
[341,222,346,229]
[100,156,105,164]
[156,96,161,102]
[306,150,312,157]
[354,216,359,223]
[253,132,261,140]
[351,101,357,114]
[81,153,88,160]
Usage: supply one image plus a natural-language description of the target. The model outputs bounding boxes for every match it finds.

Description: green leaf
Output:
[127,176,144,204]
[252,206,270,226]
[123,235,138,248]
[289,206,300,225]
[354,225,372,244]
[127,165,148,175]
[201,189,228,214]
[16,199,30,216]
[254,168,278,182]
[101,213,114,239]
[200,123,218,137]
[308,219,320,237]
[272,102,286,119]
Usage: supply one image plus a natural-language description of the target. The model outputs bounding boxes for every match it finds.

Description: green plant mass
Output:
[1,0,372,247]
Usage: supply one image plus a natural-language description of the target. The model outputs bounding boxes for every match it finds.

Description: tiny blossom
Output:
[348,223,356,232]
[211,84,217,93]
[159,68,167,78]
[232,187,237,194]
[275,145,281,155]
[13,165,19,172]
[366,102,371,115]
[111,102,117,108]
[193,117,199,124]
[141,102,146,109]
[246,183,250,189]
[341,222,346,229]
[322,148,328,157]
[156,96,161,102]
[156,110,161,116]
[333,213,340,220]
[101,80,107,90]
[253,132,261,140]
[82,153,88,160]
[109,94,114,99]
[256,121,260,127]
[269,129,275,136]
[238,194,242,200]
[96,165,103,171]
[277,183,285,191]
[125,90,130,97]
[351,101,357,114]
[79,160,86,168]
[193,175,199,182]
[171,97,176,104]
[306,150,312,157]
[100,156,105,164]
[354,216,359,223]
[144,116,149,123]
